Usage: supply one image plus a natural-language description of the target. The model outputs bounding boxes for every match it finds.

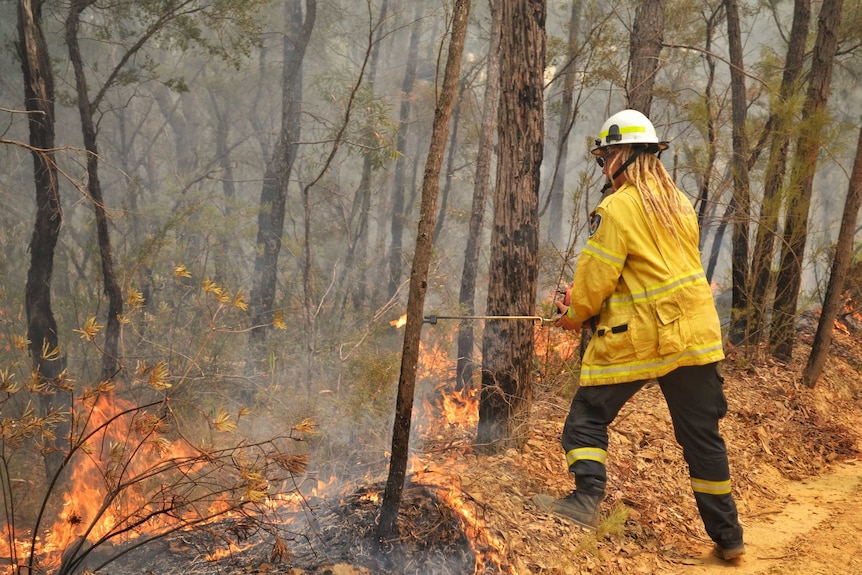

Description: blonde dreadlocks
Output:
[614,145,699,256]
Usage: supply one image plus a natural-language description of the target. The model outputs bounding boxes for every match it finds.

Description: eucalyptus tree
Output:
[386,1,424,300]
[336,0,391,315]
[542,0,581,247]
[627,0,664,114]
[249,0,315,349]
[804,121,862,387]
[748,0,812,345]
[62,0,268,380]
[377,0,471,543]
[723,0,751,346]
[771,0,845,361]
[476,0,545,451]
[17,0,68,482]
[455,0,502,390]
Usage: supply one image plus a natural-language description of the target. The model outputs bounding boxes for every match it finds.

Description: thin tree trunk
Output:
[724,0,751,346]
[476,0,544,452]
[249,0,315,346]
[455,0,502,390]
[432,76,468,244]
[771,0,844,361]
[695,6,719,237]
[18,0,69,483]
[386,3,423,299]
[544,0,581,245]
[377,0,471,544]
[338,0,389,315]
[627,0,664,113]
[803,120,862,387]
[66,0,123,381]
[748,0,810,343]
[706,197,734,283]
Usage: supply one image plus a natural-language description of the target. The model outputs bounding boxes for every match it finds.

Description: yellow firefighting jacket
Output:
[565,179,725,385]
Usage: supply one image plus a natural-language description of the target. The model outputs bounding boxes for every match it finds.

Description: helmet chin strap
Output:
[601,147,645,194]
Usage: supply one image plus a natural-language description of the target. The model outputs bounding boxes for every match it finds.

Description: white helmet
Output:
[591,109,668,156]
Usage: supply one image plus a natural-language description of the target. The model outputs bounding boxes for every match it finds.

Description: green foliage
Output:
[308,70,400,170]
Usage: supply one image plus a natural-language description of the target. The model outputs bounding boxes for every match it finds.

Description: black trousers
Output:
[561,362,743,548]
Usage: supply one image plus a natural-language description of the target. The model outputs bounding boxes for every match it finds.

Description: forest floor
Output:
[435,319,862,575]
[104,317,862,575]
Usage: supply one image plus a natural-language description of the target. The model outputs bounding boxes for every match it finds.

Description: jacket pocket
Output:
[590,314,637,364]
[655,295,689,355]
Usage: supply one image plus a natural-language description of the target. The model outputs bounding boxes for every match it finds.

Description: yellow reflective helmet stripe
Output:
[691,477,732,495]
[566,446,608,467]
[599,125,648,140]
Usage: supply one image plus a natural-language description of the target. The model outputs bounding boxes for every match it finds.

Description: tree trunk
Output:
[695,7,720,238]
[724,0,751,346]
[386,3,423,299]
[432,76,468,244]
[803,120,862,387]
[749,0,811,343]
[771,0,844,361]
[627,0,664,113]
[66,0,124,381]
[338,0,389,315]
[18,0,69,483]
[376,0,471,544]
[476,0,544,452]
[249,0,315,345]
[544,0,581,246]
[455,0,502,390]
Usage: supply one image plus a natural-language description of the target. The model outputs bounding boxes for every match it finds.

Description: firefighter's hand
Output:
[554,301,581,331]
[562,285,572,306]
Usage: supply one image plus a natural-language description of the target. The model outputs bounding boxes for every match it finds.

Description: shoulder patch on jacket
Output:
[589,213,602,237]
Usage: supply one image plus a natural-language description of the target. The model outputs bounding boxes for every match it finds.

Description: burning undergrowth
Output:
[101,480,481,575]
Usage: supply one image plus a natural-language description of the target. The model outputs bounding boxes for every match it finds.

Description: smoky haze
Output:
[1,1,861,569]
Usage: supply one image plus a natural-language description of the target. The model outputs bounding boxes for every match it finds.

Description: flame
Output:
[0,392,212,573]
[414,461,518,574]
[2,301,576,573]
[205,540,257,561]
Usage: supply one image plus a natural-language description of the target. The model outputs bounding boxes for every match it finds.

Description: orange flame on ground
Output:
[390,314,408,328]
[413,461,518,574]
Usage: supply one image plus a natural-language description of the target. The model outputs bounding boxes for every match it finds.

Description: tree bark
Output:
[627,0,664,113]
[771,0,844,361]
[724,0,751,346]
[249,0,315,345]
[803,120,862,387]
[749,0,811,343]
[476,0,544,452]
[377,0,471,544]
[66,0,124,381]
[18,0,69,483]
[455,0,502,390]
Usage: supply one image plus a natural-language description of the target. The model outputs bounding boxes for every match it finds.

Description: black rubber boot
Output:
[533,490,602,530]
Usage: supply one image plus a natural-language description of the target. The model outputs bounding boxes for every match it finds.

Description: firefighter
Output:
[534,109,745,561]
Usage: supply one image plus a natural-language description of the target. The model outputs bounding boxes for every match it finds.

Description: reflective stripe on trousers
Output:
[560,363,743,548]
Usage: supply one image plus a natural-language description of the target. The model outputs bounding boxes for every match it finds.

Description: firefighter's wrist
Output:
[555,304,581,331]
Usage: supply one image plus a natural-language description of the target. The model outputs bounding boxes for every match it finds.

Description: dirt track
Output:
[678,460,862,575]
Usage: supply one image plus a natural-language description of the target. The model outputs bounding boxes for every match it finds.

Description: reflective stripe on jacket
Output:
[568,179,725,386]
